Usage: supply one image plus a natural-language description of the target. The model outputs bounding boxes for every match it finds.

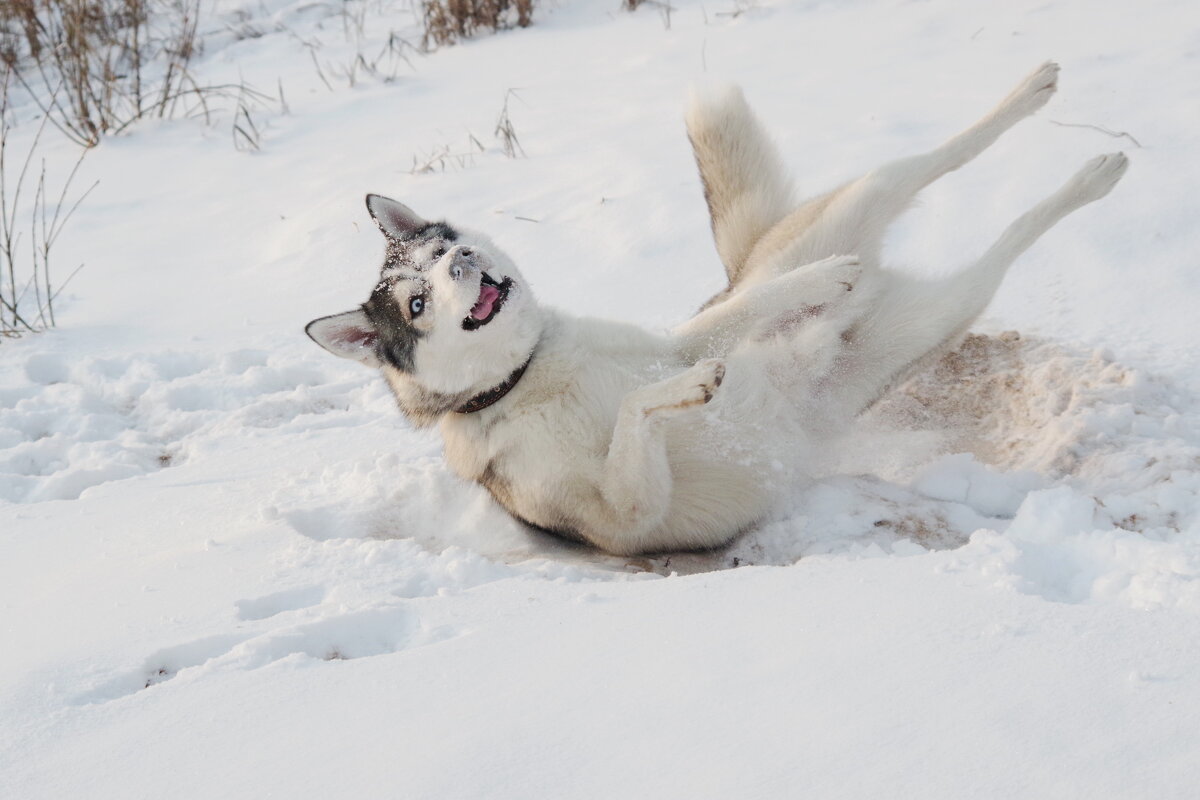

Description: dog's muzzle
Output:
[448,247,476,282]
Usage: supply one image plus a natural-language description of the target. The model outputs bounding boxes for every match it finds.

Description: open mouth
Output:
[462,273,513,331]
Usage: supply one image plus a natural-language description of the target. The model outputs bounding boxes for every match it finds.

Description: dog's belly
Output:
[472,418,776,552]
[484,457,770,552]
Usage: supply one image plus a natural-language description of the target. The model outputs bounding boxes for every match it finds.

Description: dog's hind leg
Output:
[823,151,1129,419]
[742,62,1061,284]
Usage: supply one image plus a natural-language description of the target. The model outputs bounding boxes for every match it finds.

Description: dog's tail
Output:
[686,85,794,286]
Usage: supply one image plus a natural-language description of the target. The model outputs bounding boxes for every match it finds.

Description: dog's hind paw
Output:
[765,254,863,316]
[1065,152,1129,203]
[806,254,863,293]
[1001,60,1059,119]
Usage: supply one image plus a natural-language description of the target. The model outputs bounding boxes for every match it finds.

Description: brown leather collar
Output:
[454,356,532,414]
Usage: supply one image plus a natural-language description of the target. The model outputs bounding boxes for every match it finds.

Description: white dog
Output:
[307,62,1126,555]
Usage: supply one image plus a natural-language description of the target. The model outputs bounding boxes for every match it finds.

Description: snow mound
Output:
[628,333,1197,575]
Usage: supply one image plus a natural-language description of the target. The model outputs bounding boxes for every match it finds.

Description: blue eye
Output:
[409,296,425,317]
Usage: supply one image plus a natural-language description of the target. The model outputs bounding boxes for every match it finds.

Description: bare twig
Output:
[0,73,93,337]
[307,44,334,92]
[410,139,484,174]
[1049,119,1143,148]
[47,262,85,304]
[494,88,525,159]
[713,1,756,19]
[232,81,263,152]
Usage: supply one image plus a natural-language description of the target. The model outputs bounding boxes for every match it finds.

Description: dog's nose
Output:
[447,246,476,281]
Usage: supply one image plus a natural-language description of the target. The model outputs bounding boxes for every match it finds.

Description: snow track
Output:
[0,346,375,502]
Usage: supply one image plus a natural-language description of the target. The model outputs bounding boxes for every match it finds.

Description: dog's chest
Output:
[439,352,662,530]
[441,365,624,483]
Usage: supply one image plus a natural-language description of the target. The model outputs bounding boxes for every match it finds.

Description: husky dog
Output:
[307,62,1127,555]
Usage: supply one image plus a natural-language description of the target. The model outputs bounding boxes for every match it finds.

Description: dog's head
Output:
[306,195,541,425]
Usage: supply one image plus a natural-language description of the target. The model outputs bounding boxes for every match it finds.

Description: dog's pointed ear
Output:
[366,194,426,239]
[305,310,382,368]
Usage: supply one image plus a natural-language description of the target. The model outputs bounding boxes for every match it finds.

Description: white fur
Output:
[685,83,794,281]
[309,62,1127,555]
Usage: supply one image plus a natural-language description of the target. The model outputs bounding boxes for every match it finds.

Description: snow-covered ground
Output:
[3,0,1200,796]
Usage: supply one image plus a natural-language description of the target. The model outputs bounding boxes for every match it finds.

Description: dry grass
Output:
[493,88,524,158]
[0,73,95,338]
[421,0,534,50]
[0,0,270,148]
[408,90,526,174]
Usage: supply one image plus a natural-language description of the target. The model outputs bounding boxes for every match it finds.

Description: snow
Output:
[3,0,1200,796]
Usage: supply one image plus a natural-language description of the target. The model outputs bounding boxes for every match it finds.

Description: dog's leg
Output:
[827,152,1129,418]
[931,151,1129,335]
[587,359,726,554]
[854,61,1060,203]
[742,62,1061,283]
[673,255,862,361]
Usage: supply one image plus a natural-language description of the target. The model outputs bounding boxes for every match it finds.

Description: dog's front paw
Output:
[687,358,726,404]
[643,359,726,416]
[1064,152,1129,203]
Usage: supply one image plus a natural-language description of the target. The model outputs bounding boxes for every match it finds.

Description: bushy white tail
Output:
[686,85,794,285]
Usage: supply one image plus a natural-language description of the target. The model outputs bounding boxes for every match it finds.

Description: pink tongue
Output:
[471,285,501,320]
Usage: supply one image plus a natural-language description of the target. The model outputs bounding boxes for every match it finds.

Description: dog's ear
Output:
[305,310,382,368]
[366,194,426,239]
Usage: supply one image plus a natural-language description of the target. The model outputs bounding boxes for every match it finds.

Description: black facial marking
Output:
[385,220,458,244]
[362,279,422,372]
[381,222,459,272]
[412,221,458,242]
[382,240,413,271]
